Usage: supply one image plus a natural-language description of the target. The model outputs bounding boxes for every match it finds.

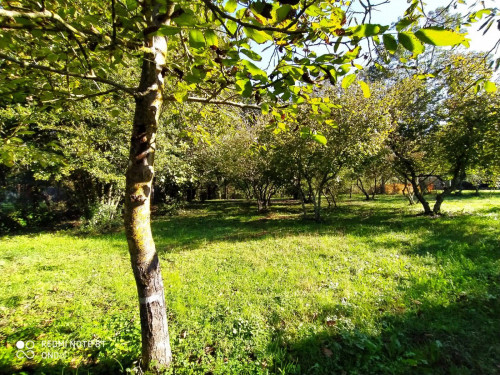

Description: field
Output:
[1,193,499,374]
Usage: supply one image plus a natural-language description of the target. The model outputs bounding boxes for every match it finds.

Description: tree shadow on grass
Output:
[152,198,499,260]
[1,319,140,375]
[0,357,136,375]
[4,198,498,374]
[152,199,500,374]
[271,295,500,375]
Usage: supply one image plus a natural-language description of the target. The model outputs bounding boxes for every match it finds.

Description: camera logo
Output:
[16,341,35,359]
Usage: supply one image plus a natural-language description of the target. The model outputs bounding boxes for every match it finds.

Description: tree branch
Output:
[40,88,119,103]
[0,8,85,37]
[164,95,261,109]
[201,0,315,35]
[0,53,136,95]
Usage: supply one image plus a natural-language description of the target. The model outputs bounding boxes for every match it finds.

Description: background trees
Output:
[0,0,497,371]
[383,53,499,215]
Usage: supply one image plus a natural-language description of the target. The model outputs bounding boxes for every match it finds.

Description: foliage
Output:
[0,0,498,370]
[272,83,391,220]
[382,51,500,215]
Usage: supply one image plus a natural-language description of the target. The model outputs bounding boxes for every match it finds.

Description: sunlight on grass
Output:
[1,193,499,374]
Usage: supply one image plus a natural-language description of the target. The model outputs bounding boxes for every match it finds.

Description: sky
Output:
[254,0,500,71]
[367,0,500,55]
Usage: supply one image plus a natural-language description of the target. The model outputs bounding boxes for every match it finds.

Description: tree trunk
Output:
[123,6,173,371]
[401,180,414,205]
[298,186,307,217]
[433,181,459,214]
[433,158,466,215]
[257,199,264,212]
[409,176,432,215]
[313,184,324,222]
[314,194,321,222]
[266,189,273,208]
[325,187,337,208]
[357,179,370,201]
[432,193,445,215]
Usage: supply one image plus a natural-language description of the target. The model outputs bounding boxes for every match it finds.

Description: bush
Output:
[0,201,68,234]
[79,203,122,233]
[154,200,183,217]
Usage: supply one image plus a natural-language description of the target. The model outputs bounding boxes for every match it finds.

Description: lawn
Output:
[1,193,499,374]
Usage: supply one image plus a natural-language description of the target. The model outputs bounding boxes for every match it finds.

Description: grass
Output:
[0,192,499,374]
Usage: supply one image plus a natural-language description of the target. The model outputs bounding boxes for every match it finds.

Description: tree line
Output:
[2,51,499,230]
[1,0,499,370]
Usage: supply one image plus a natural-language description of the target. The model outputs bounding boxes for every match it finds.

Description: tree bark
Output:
[298,185,308,217]
[401,178,415,205]
[123,4,173,371]
[408,173,432,215]
[357,178,371,201]
[313,182,325,222]
[432,154,467,215]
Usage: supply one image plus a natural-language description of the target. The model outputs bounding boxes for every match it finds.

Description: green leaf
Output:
[205,30,218,47]
[17,130,35,135]
[173,9,196,26]
[126,0,138,11]
[398,32,425,56]
[414,27,466,46]
[349,24,389,38]
[344,46,360,62]
[300,127,311,138]
[10,137,23,144]
[383,34,398,54]
[155,26,181,36]
[276,5,292,22]
[241,60,267,79]
[315,54,336,63]
[358,81,371,98]
[305,5,323,17]
[243,27,272,44]
[189,29,206,49]
[261,103,270,114]
[226,20,238,35]
[312,133,327,145]
[225,0,238,13]
[396,18,413,32]
[341,74,356,89]
[241,49,262,61]
[236,79,253,97]
[184,68,206,84]
[485,81,497,93]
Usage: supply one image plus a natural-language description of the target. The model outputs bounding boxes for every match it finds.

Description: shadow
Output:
[1,316,140,375]
[152,197,499,262]
[272,295,500,374]
[154,198,499,374]
[3,196,499,374]
[0,357,135,375]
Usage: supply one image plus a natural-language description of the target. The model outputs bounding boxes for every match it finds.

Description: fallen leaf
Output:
[322,347,333,357]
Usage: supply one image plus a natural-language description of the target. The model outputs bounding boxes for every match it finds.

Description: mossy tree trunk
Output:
[123,3,174,370]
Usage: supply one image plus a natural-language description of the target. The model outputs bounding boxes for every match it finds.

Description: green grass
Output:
[1,192,499,374]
